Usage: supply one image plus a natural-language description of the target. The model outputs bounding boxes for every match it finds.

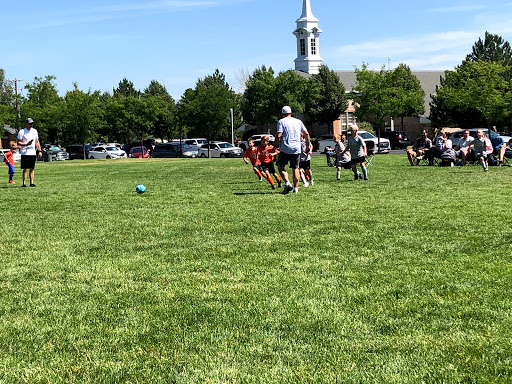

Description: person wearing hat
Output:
[17,118,42,187]
[274,106,311,194]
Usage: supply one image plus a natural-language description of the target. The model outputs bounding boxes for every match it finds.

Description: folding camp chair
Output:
[365,141,376,166]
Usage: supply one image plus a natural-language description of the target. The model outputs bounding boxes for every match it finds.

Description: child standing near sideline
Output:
[3,144,17,184]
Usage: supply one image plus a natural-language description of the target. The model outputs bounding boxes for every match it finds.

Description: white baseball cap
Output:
[281,106,292,114]
[26,118,34,124]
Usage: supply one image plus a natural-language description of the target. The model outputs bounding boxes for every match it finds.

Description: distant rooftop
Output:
[296,70,446,116]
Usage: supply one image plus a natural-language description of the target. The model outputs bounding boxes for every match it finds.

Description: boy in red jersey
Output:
[243,139,265,182]
[3,144,17,184]
[256,136,282,189]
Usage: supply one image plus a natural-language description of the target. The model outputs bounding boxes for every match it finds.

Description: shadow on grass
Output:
[233,191,274,195]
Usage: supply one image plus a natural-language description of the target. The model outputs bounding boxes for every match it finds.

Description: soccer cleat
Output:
[29,184,36,187]
[278,181,282,188]
[259,177,263,182]
[9,180,15,184]
[281,185,293,195]
[303,182,309,187]
[364,177,368,181]
[353,174,358,180]
[271,185,277,190]
[358,173,363,179]
[336,177,340,181]
[484,167,488,172]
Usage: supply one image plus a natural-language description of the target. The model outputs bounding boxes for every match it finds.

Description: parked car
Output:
[88,145,127,159]
[44,145,69,160]
[152,142,197,158]
[198,142,244,158]
[129,146,150,158]
[379,131,411,149]
[0,149,21,162]
[315,131,391,154]
[239,134,276,151]
[66,144,93,159]
[182,138,208,152]
[449,128,512,148]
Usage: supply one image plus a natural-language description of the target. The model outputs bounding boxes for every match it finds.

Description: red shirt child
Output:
[4,147,16,184]
[243,147,260,166]
[256,144,278,164]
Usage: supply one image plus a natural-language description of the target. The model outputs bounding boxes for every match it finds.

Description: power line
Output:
[6,78,23,119]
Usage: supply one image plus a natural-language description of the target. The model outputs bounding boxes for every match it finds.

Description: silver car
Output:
[198,142,244,158]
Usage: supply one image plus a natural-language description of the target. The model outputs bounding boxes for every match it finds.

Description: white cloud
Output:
[33,0,248,28]
[430,5,487,13]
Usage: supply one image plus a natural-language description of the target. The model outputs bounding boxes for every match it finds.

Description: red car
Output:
[129,146,150,158]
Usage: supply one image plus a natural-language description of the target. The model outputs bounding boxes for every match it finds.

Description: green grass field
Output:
[1,155,511,383]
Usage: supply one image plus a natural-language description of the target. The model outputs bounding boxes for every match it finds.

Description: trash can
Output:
[43,151,52,162]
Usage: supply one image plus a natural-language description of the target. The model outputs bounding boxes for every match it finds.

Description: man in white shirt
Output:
[274,106,311,194]
[454,130,475,166]
[17,118,42,187]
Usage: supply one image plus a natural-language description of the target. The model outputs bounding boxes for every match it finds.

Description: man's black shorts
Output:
[20,155,37,169]
[277,152,300,169]
[299,160,311,170]
[351,156,366,165]
[261,161,276,174]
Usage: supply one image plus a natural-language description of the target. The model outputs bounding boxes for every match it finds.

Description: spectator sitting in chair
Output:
[490,126,506,167]
[469,129,493,172]
[430,131,452,165]
[406,129,432,166]
[453,129,475,166]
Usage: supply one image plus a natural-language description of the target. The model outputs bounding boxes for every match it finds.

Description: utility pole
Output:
[7,78,23,124]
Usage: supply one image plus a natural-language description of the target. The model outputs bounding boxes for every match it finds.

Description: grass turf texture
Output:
[0,155,511,383]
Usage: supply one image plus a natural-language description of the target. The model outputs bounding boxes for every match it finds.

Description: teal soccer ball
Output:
[136,184,146,194]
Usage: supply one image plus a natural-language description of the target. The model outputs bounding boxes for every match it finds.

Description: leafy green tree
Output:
[0,68,16,127]
[274,70,313,116]
[431,33,512,128]
[466,32,512,66]
[143,80,177,141]
[23,76,63,144]
[353,64,390,131]
[386,64,425,129]
[432,60,512,128]
[60,83,105,146]
[241,66,277,131]
[308,65,347,133]
[105,96,157,145]
[113,78,139,98]
[179,70,236,152]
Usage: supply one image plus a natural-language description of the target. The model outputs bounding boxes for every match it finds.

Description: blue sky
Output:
[2,0,512,99]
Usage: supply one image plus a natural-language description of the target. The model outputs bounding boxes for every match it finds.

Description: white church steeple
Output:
[293,0,323,74]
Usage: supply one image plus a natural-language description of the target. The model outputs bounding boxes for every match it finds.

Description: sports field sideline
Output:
[0,155,511,382]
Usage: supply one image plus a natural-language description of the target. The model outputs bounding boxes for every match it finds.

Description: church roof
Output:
[296,69,445,116]
[296,0,319,23]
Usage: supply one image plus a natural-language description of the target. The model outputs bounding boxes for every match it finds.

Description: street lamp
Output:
[230,108,234,145]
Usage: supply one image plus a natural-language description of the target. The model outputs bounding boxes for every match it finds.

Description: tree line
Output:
[1,32,510,146]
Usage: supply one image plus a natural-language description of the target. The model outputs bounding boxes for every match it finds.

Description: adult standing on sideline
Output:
[348,125,368,180]
[17,118,42,187]
[275,106,311,195]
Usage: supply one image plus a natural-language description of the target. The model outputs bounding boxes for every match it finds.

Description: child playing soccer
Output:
[299,134,313,187]
[256,136,282,190]
[3,144,17,184]
[334,134,351,181]
[243,139,265,182]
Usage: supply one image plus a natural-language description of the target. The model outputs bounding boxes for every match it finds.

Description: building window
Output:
[341,114,347,129]
[311,39,316,55]
[300,39,306,56]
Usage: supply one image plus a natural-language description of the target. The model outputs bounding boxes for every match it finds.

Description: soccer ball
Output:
[135,184,146,194]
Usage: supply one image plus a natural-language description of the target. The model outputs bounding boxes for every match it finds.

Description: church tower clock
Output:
[293,0,323,74]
